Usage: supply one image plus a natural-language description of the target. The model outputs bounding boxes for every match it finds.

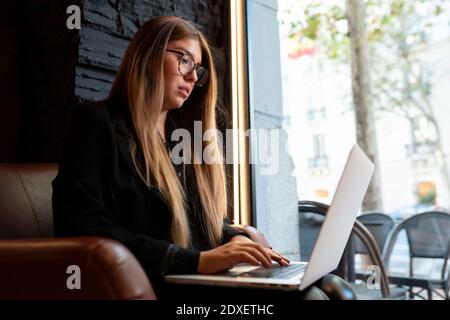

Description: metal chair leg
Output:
[427,285,433,300]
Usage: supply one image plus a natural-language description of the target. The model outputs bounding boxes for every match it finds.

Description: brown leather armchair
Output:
[0,164,155,299]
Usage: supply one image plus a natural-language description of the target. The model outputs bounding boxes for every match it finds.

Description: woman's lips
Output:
[177,88,189,98]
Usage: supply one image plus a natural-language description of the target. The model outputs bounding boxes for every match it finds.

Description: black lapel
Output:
[104,96,172,211]
[105,97,136,175]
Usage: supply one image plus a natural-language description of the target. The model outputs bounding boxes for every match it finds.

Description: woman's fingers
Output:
[268,251,286,266]
[236,245,272,268]
[275,251,289,264]
[245,242,273,266]
[267,249,290,266]
[225,242,292,269]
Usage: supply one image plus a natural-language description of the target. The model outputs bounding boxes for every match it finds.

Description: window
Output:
[406,116,438,156]
[308,134,328,168]
[236,0,450,266]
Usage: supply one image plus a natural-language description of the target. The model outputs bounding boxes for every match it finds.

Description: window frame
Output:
[229,0,252,226]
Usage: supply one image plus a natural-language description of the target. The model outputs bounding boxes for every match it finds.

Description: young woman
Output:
[52,16,349,300]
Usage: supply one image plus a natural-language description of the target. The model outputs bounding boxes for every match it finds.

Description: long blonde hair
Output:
[108,16,227,249]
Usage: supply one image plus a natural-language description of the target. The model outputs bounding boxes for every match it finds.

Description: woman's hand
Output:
[229,235,290,267]
[197,235,290,274]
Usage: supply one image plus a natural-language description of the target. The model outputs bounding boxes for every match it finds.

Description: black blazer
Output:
[52,95,246,294]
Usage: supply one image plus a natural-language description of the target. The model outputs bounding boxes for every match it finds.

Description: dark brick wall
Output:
[13,0,230,162]
[77,0,229,103]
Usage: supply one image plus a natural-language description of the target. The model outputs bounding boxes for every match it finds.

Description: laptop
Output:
[165,144,375,291]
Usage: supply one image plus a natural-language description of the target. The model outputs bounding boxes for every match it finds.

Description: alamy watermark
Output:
[365,265,381,290]
[66,264,81,290]
[169,122,282,176]
[66,5,81,30]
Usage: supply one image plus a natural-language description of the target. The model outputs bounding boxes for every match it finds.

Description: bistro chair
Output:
[298,200,392,299]
[383,211,450,300]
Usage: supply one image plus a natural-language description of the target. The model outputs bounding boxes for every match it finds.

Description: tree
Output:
[281,0,450,209]
[367,0,450,195]
[346,0,383,211]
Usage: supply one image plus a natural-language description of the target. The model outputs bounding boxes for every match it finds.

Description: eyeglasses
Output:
[165,49,209,87]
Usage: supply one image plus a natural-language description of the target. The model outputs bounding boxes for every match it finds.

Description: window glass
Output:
[247,0,450,280]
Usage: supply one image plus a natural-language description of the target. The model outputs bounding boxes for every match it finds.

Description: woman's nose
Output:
[184,69,198,83]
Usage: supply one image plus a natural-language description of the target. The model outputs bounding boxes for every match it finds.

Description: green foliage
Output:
[285,0,446,62]
[302,14,320,40]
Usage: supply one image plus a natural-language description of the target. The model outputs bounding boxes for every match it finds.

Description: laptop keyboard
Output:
[240,263,307,279]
